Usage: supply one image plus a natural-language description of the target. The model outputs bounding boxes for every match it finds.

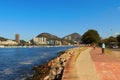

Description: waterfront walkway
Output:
[62,47,120,80]
[90,48,120,80]
[62,48,100,80]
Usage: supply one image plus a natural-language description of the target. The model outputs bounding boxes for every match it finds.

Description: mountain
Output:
[37,33,61,40]
[0,36,8,41]
[63,33,81,42]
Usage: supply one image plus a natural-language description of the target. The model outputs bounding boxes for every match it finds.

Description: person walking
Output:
[93,43,96,50]
[102,43,105,54]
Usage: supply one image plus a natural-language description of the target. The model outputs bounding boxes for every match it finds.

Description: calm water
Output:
[0,46,75,80]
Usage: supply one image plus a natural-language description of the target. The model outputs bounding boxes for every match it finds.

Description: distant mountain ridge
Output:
[36,32,81,42]
[0,36,8,41]
[37,33,61,40]
[0,33,81,43]
[63,33,81,42]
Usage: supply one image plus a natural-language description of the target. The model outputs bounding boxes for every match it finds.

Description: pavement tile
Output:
[90,48,120,80]
[62,47,120,80]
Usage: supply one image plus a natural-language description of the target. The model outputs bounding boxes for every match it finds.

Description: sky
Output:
[0,0,120,40]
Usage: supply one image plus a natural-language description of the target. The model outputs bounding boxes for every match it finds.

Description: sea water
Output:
[0,46,75,80]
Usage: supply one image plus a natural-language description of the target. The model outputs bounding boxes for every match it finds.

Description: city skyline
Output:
[0,0,120,40]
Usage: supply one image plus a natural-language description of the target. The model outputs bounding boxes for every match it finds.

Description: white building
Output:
[33,37,47,45]
[65,36,71,40]
[55,40,62,45]
[0,40,18,45]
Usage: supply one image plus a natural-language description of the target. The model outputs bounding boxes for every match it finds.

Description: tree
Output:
[20,40,27,46]
[108,36,117,42]
[116,35,120,42]
[81,29,100,44]
[116,35,120,47]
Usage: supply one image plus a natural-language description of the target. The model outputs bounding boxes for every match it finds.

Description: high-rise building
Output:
[15,34,20,44]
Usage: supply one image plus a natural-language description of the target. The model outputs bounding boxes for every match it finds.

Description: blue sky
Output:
[0,0,120,40]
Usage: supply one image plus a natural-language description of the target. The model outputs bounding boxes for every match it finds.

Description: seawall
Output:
[26,47,79,80]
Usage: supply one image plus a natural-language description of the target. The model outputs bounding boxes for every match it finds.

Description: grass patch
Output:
[105,48,120,59]
[105,48,112,55]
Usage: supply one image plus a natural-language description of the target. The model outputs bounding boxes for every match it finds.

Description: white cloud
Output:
[115,32,120,36]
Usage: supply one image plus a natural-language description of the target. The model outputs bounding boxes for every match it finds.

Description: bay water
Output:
[0,46,75,80]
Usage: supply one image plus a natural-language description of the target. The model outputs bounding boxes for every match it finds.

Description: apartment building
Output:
[0,40,18,45]
[33,37,47,45]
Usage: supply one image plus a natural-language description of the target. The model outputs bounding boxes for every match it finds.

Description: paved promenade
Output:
[90,48,120,80]
[62,47,120,80]
[62,48,100,80]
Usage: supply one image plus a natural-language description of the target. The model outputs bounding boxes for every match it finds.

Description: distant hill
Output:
[0,36,8,41]
[63,33,81,42]
[35,32,81,44]
[37,33,61,40]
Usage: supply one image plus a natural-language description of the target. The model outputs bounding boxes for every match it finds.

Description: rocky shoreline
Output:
[26,48,75,80]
